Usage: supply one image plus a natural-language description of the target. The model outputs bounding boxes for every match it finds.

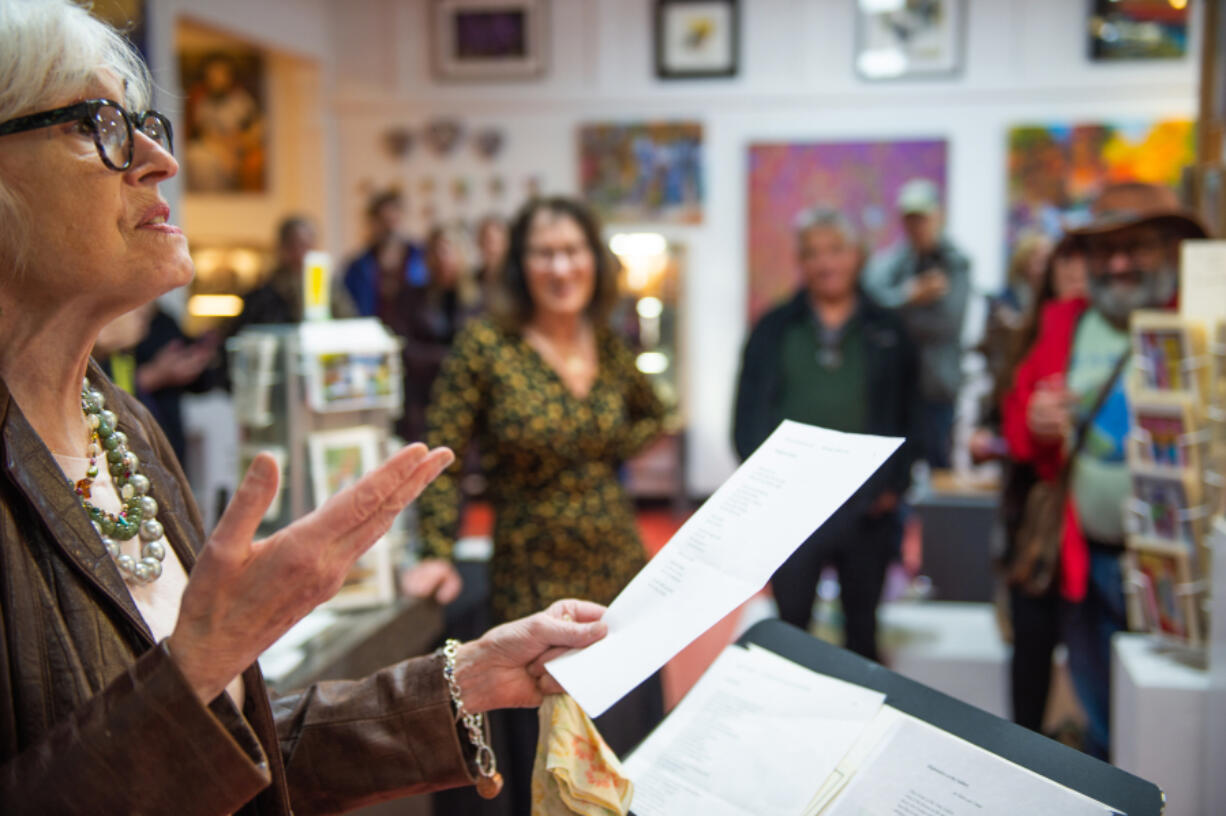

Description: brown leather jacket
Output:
[0,365,478,814]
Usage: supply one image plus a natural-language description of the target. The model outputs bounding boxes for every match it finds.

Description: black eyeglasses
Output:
[0,98,173,171]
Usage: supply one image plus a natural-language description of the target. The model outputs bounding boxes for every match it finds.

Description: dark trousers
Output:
[771,505,899,662]
[1008,583,1061,732]
[917,398,955,469]
[1062,548,1126,761]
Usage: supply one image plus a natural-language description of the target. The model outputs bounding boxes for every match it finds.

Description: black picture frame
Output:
[654,0,739,80]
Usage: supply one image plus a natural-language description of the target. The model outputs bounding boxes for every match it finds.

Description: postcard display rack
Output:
[230,318,405,610]
[1122,306,1226,648]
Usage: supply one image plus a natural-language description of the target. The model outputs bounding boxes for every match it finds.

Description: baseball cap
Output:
[896,178,941,215]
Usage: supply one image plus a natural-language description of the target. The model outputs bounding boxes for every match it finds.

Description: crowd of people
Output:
[0,2,1214,813]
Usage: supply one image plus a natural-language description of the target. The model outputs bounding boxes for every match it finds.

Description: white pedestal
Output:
[1112,633,1209,816]
[879,601,1009,718]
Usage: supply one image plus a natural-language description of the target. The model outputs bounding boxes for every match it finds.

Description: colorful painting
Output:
[578,122,703,225]
[1089,0,1188,61]
[307,350,401,413]
[179,46,267,193]
[746,139,947,322]
[1005,119,1194,255]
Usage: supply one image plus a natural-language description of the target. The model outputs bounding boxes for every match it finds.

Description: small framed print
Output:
[654,0,739,80]
[1131,310,1209,396]
[328,537,395,610]
[307,427,394,609]
[1128,467,1206,559]
[854,0,965,81]
[229,332,279,428]
[306,350,402,413]
[1128,392,1202,472]
[431,0,548,81]
[307,426,382,508]
[238,445,287,523]
[1125,541,1199,643]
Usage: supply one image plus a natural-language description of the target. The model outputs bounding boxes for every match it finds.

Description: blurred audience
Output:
[404,197,666,813]
[1000,182,1207,759]
[473,213,510,307]
[734,207,919,662]
[864,179,970,469]
[230,215,356,333]
[94,304,219,465]
[342,189,427,322]
[399,224,480,443]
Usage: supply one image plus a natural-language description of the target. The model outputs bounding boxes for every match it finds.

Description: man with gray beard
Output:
[1000,182,1208,761]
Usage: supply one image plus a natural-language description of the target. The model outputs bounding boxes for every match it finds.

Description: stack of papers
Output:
[625,645,1121,816]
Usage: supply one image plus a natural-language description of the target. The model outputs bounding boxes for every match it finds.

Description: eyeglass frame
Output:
[1079,226,1177,273]
[0,98,174,172]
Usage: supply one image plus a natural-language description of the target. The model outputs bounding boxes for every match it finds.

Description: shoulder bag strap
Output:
[1060,349,1131,480]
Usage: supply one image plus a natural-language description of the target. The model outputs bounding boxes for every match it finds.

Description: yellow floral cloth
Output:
[531,694,633,816]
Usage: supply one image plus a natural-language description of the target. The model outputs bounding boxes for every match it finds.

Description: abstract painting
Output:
[578,121,703,224]
[1089,0,1188,61]
[1005,119,1195,256]
[746,139,948,322]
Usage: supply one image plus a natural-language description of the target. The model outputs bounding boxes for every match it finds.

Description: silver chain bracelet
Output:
[442,638,503,799]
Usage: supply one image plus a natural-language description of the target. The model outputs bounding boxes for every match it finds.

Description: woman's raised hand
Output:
[168,443,454,703]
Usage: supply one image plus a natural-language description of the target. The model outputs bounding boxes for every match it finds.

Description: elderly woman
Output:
[0,3,605,814]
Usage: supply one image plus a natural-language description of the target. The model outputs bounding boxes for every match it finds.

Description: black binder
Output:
[737,618,1162,816]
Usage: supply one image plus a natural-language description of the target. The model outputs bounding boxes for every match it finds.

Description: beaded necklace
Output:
[73,379,166,585]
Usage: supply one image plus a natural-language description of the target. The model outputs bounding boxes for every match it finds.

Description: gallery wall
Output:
[146,0,336,252]
[145,0,1202,496]
[325,0,1201,495]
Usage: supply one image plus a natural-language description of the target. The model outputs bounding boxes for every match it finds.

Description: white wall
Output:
[324,0,1200,494]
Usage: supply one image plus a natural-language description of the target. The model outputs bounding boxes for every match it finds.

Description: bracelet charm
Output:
[442,638,503,799]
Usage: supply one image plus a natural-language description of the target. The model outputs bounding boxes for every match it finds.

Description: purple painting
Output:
[746,140,948,323]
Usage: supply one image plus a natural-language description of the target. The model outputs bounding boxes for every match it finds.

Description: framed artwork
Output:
[1128,466,1205,559]
[746,139,947,322]
[306,350,402,413]
[238,445,287,522]
[307,426,382,507]
[306,427,394,609]
[229,332,279,428]
[1128,392,1202,472]
[654,0,738,79]
[1131,311,1209,397]
[431,0,548,81]
[1088,0,1188,62]
[578,121,703,224]
[1124,541,1199,643]
[854,0,965,80]
[178,46,267,193]
[1005,119,1194,258]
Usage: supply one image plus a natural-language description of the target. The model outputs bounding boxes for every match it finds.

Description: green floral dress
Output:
[418,317,666,623]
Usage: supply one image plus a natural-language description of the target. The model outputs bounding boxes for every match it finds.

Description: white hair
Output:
[793,206,865,258]
[0,0,151,273]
